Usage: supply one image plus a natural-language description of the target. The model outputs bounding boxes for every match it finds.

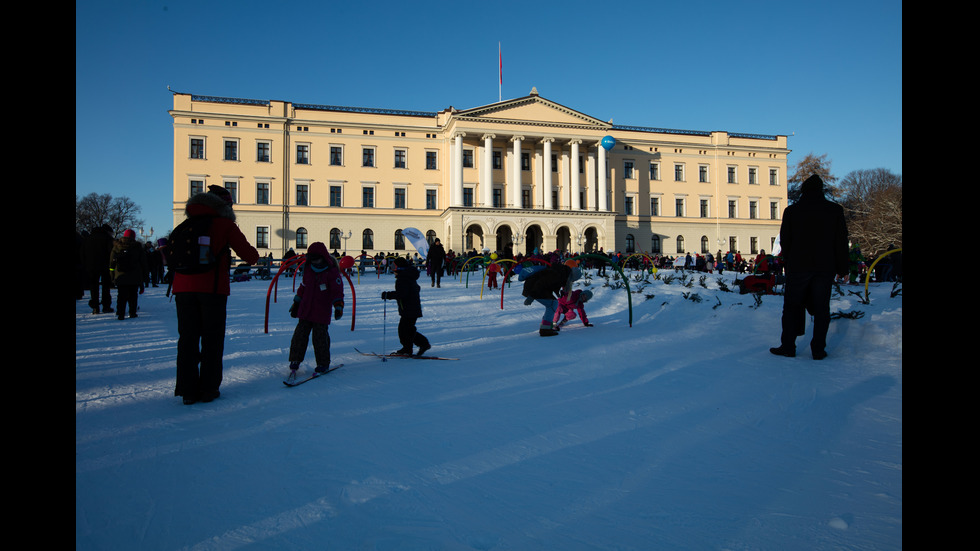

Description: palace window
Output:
[296,144,310,165]
[190,138,205,159]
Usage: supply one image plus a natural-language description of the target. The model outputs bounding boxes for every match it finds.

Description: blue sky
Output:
[76,0,902,237]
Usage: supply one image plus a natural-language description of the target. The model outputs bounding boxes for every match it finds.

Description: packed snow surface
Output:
[76,267,902,550]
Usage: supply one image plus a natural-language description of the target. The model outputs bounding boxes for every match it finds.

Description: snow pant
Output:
[430,264,443,287]
[88,269,113,311]
[779,271,834,354]
[535,299,558,329]
[175,293,228,401]
[115,284,140,317]
[398,315,429,351]
[289,319,331,367]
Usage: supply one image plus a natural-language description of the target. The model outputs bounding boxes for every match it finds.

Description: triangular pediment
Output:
[453,91,611,130]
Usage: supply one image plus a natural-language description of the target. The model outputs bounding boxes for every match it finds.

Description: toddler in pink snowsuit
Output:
[553,289,593,327]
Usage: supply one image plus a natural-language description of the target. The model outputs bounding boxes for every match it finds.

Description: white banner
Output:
[402,227,429,258]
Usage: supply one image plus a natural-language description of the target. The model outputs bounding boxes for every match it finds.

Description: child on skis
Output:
[381,256,431,356]
[287,242,345,381]
[554,289,593,328]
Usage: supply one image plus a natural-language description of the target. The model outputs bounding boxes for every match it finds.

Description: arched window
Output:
[625,234,635,253]
[296,227,309,249]
[676,236,686,254]
[394,229,405,250]
[651,234,662,254]
[700,236,709,254]
[362,229,374,250]
[330,228,342,250]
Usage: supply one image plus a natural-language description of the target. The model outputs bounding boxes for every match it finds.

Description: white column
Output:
[560,149,570,210]
[482,134,495,207]
[542,138,553,210]
[597,141,608,211]
[570,140,581,210]
[453,132,465,207]
[511,136,523,208]
[586,148,596,211]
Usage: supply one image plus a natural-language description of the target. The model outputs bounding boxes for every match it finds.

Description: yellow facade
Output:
[170,88,789,259]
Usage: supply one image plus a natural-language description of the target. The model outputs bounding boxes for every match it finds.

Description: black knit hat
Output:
[801,174,824,194]
[208,185,234,205]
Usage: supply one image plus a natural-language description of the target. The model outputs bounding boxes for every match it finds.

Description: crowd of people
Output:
[75,224,169,317]
[77,178,900,403]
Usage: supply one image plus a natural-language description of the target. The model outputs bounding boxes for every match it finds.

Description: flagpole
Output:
[498,42,502,102]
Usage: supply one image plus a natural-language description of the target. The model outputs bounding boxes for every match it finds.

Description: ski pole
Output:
[382,296,387,362]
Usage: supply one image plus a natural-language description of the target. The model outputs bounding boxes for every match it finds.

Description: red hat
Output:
[123,229,136,239]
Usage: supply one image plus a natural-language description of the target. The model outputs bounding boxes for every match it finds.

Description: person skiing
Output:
[381,256,431,356]
[287,242,345,380]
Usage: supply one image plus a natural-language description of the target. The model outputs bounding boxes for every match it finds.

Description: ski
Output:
[354,347,458,361]
[283,364,343,387]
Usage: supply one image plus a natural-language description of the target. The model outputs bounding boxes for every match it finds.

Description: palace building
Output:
[170,88,789,259]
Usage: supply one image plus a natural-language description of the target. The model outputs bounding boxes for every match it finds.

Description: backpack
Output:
[113,245,139,273]
[167,216,227,275]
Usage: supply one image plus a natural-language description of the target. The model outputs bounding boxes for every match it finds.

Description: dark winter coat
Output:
[294,242,345,325]
[388,264,423,318]
[171,191,259,296]
[779,176,849,276]
[83,225,114,274]
[427,242,446,271]
[109,236,148,287]
[521,264,573,300]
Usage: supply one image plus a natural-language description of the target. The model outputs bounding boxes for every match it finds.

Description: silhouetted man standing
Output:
[770,174,849,360]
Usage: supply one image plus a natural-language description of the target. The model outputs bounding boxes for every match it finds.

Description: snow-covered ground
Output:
[76,266,902,550]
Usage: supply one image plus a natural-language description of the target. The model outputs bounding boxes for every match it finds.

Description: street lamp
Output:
[341,230,352,255]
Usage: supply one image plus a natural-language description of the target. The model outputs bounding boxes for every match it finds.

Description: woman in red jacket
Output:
[172,186,259,404]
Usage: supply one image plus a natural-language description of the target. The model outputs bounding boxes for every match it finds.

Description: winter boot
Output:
[539,323,559,337]
[769,345,795,358]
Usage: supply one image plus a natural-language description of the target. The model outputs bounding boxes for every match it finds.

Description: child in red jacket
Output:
[487,260,501,289]
[554,289,593,328]
[287,242,345,379]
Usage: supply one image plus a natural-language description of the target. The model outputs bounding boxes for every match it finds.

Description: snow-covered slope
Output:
[76,268,902,550]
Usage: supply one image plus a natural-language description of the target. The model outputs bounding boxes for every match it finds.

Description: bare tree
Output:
[838,168,902,258]
[787,152,838,203]
[76,193,145,237]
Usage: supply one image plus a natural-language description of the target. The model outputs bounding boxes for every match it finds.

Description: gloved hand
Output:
[523,296,534,306]
[334,303,343,320]
[289,296,300,318]
[381,291,392,300]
